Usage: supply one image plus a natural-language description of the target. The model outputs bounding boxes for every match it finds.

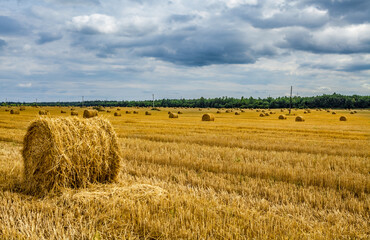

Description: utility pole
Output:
[152,94,155,108]
[82,96,84,107]
[289,86,292,115]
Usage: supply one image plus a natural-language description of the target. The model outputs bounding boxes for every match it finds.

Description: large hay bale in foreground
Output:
[169,112,178,118]
[339,116,347,121]
[295,116,305,122]
[83,109,98,118]
[22,117,122,195]
[202,113,214,121]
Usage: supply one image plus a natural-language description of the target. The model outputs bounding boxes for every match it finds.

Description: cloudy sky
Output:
[0,0,369,102]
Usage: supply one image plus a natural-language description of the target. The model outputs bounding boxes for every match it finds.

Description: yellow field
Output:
[0,106,369,239]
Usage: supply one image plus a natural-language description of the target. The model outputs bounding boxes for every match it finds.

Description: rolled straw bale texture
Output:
[61,110,66,113]
[295,116,305,122]
[235,112,240,115]
[169,112,178,118]
[259,113,265,117]
[10,109,20,114]
[71,111,78,116]
[339,116,347,121]
[39,110,48,115]
[22,117,122,194]
[145,111,151,115]
[20,106,26,111]
[83,109,98,118]
[114,112,121,116]
[278,115,287,120]
[202,113,214,121]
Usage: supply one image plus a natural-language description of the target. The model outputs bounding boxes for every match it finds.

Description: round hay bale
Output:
[295,116,305,122]
[354,111,357,113]
[350,111,354,114]
[117,108,121,111]
[264,113,270,116]
[114,112,121,116]
[71,111,78,116]
[10,109,20,114]
[225,110,230,113]
[278,115,287,120]
[216,111,221,114]
[39,110,48,115]
[20,106,26,111]
[133,111,138,114]
[5,109,9,112]
[332,112,336,115]
[22,117,122,195]
[106,110,111,113]
[83,110,98,118]
[259,113,265,117]
[339,116,347,121]
[304,111,307,114]
[145,111,151,115]
[235,112,240,115]
[125,111,131,114]
[169,112,178,118]
[198,108,202,111]
[202,113,214,121]
[178,111,183,114]
[256,110,260,112]
[61,110,66,113]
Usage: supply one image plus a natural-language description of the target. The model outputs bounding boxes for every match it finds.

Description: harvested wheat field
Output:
[0,107,369,239]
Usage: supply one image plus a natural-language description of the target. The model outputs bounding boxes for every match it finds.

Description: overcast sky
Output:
[0,0,369,102]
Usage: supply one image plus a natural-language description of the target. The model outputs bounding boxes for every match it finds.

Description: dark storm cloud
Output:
[0,39,6,50]
[301,0,370,23]
[0,16,24,35]
[36,32,63,44]
[280,27,370,54]
[167,14,198,23]
[231,3,329,29]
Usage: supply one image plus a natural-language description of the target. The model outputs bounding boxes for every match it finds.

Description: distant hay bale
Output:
[307,110,311,113]
[256,110,260,112]
[259,113,265,117]
[20,106,26,111]
[264,113,270,116]
[71,111,78,116]
[280,109,284,112]
[178,111,183,114]
[145,111,151,115]
[198,108,202,111]
[354,111,357,113]
[240,109,245,112]
[61,110,66,113]
[202,113,214,121]
[22,117,122,195]
[262,110,265,113]
[83,110,98,119]
[332,112,336,115]
[169,112,178,118]
[304,111,307,114]
[39,110,48,115]
[10,109,20,114]
[106,110,111,113]
[226,110,231,113]
[350,111,354,114]
[5,109,9,112]
[114,112,121,116]
[216,111,221,113]
[133,111,138,114]
[339,116,347,121]
[126,111,131,114]
[117,108,121,111]
[295,116,305,122]
[278,115,287,120]
[235,112,240,115]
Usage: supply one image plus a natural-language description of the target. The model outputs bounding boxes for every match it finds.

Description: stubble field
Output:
[0,106,369,239]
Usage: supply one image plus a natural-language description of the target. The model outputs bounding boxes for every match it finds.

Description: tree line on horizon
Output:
[2,93,369,109]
